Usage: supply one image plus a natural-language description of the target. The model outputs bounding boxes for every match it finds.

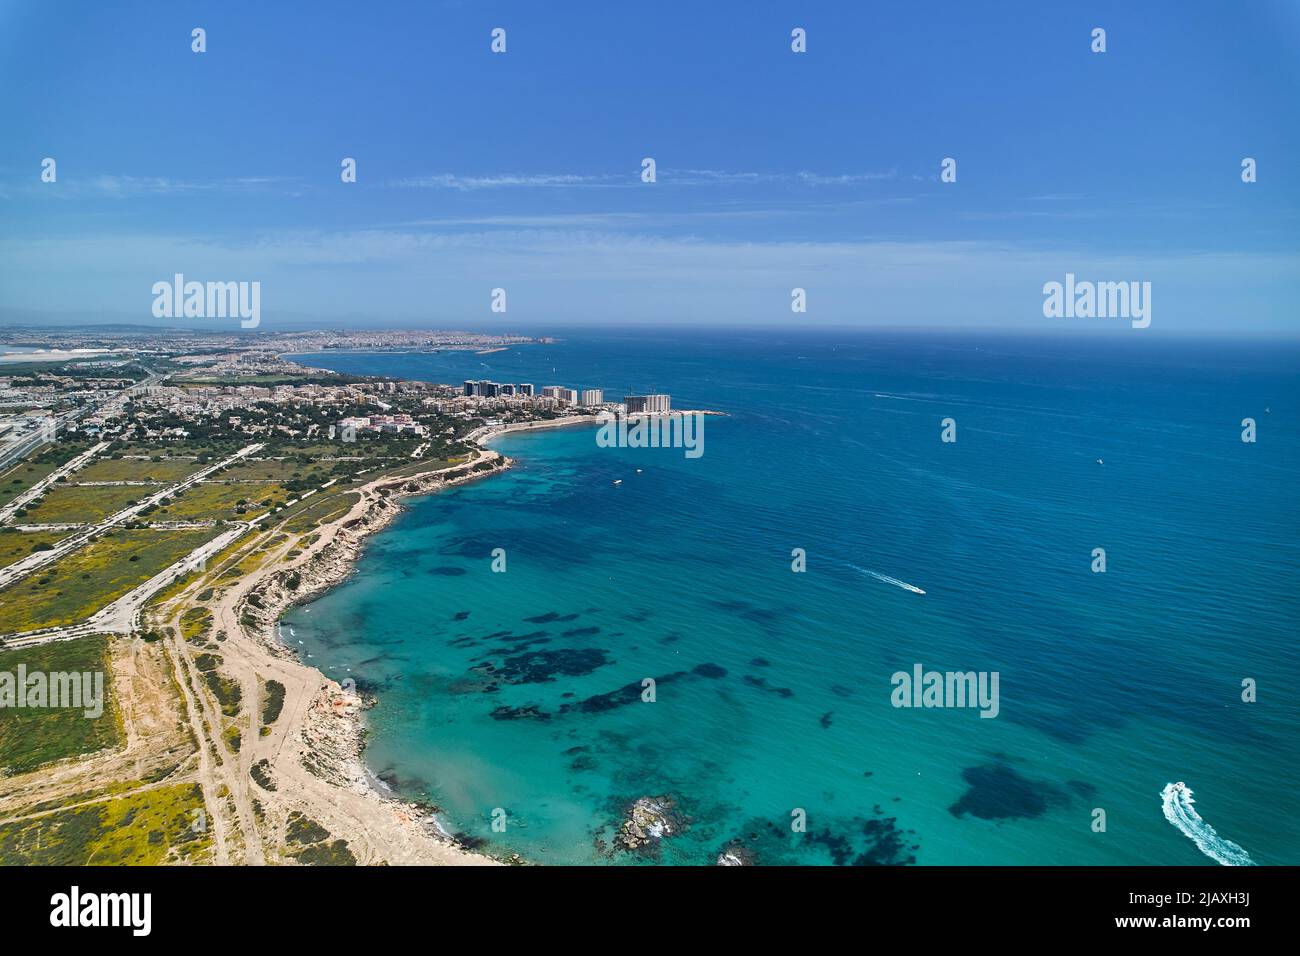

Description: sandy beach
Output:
[152,447,526,865]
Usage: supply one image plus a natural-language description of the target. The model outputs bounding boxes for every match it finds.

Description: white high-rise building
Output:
[624,394,671,414]
[579,389,604,407]
[543,386,578,405]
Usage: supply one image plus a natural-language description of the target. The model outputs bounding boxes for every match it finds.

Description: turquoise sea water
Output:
[289,330,1299,865]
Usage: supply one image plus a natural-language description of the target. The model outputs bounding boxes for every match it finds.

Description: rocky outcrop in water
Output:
[716,842,756,866]
[617,795,686,850]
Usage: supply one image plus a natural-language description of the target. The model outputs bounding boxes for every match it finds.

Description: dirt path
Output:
[144,452,506,865]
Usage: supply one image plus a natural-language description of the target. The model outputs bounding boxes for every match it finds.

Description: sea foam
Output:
[1161,783,1255,866]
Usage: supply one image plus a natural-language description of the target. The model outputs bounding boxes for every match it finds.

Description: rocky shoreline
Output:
[231,449,517,861]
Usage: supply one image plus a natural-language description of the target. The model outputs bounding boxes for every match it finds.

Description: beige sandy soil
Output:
[2,450,514,865]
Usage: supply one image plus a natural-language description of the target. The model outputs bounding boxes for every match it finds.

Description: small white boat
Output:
[1096,458,1104,465]
[612,479,622,486]
[635,469,642,474]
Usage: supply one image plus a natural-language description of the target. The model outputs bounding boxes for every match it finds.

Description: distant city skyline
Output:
[1,1,1297,333]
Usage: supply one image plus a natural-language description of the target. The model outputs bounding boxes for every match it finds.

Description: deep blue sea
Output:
[289,329,1300,865]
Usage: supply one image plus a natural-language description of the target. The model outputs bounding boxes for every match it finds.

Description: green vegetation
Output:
[286,811,330,845]
[0,636,121,775]
[261,679,286,726]
[0,782,211,865]
[0,529,72,571]
[180,606,212,643]
[0,528,216,633]
[0,441,93,509]
[194,653,242,717]
[73,457,203,483]
[283,491,359,533]
[284,811,356,865]
[216,457,332,483]
[22,484,154,524]
[380,457,457,480]
[250,758,276,791]
[180,372,365,387]
[291,839,358,865]
[152,480,290,522]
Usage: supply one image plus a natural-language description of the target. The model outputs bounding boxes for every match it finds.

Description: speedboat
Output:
[612,479,622,486]
[1173,781,1186,792]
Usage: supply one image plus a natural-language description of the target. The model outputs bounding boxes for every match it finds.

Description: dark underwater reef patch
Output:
[430,566,468,576]
[742,674,794,697]
[436,535,511,558]
[718,809,918,866]
[471,631,553,659]
[562,626,601,638]
[948,763,1069,821]
[453,610,471,621]
[557,662,728,715]
[374,766,433,797]
[494,647,612,684]
[453,832,489,850]
[478,660,735,721]
[1068,779,1098,798]
[490,703,551,721]
[569,753,598,772]
[707,598,794,635]
[348,674,389,695]
[559,673,687,714]
[356,653,407,667]
[524,611,579,624]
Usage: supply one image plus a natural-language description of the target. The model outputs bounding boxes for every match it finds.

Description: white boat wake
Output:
[849,564,926,595]
[1161,783,1255,866]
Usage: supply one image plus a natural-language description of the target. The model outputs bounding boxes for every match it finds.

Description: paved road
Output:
[0,522,252,647]
[0,442,263,590]
[0,441,110,524]
[0,371,166,475]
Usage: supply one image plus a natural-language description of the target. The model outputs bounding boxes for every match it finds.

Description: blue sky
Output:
[1,0,1297,333]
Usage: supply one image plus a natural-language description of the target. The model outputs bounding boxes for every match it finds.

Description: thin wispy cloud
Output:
[387,169,898,190]
[4,173,304,200]
[389,173,622,190]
